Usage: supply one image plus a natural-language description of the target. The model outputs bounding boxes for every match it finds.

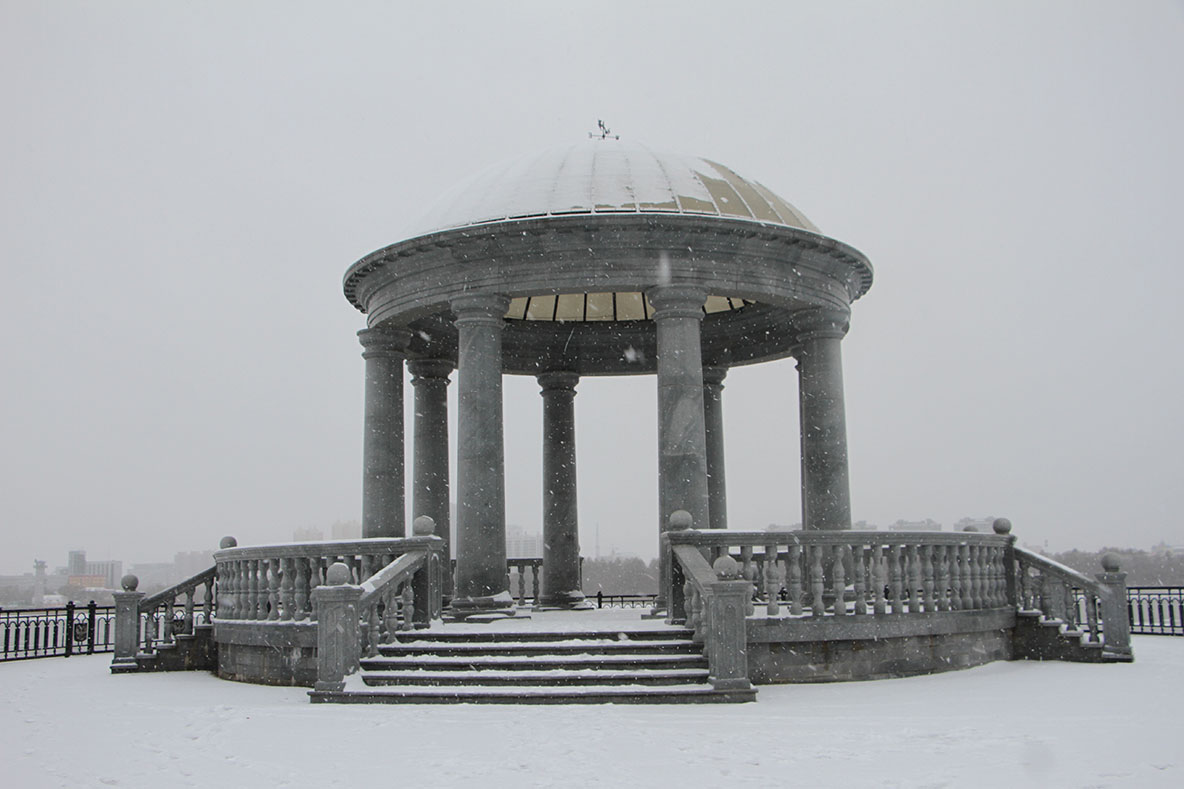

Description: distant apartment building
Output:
[66,550,122,589]
[954,516,997,533]
[293,526,325,542]
[889,519,942,531]
[506,525,543,559]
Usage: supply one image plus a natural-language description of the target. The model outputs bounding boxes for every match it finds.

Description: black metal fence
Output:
[0,601,116,662]
[1127,587,1184,636]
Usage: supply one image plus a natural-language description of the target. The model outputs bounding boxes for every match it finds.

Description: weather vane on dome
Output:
[588,119,619,140]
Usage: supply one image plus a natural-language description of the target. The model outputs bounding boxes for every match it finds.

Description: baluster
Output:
[244,559,258,620]
[872,543,887,615]
[1085,594,1101,642]
[959,545,973,610]
[162,597,176,643]
[531,563,541,604]
[516,564,526,606]
[202,580,213,623]
[143,607,155,653]
[690,588,703,641]
[830,545,846,616]
[183,590,195,634]
[277,558,294,621]
[948,546,962,611]
[360,555,374,585]
[294,558,310,621]
[266,559,280,620]
[219,563,234,619]
[888,545,904,614]
[365,600,380,656]
[978,546,991,608]
[740,546,755,596]
[904,544,920,614]
[382,587,399,637]
[810,546,825,616]
[238,560,250,618]
[788,543,803,616]
[764,545,780,616]
[683,577,697,630]
[852,544,867,615]
[402,582,415,630]
[932,546,946,611]
[921,545,935,612]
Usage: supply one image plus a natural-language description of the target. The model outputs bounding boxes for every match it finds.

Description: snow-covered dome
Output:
[404,139,819,239]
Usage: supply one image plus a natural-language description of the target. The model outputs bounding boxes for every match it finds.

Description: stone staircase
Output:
[308,627,756,704]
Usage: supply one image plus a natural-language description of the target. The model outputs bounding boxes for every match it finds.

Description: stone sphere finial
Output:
[412,515,436,536]
[668,510,694,530]
[713,555,741,580]
[993,518,1012,535]
[219,536,238,549]
[1101,553,1121,572]
[121,574,139,592]
[326,562,352,585]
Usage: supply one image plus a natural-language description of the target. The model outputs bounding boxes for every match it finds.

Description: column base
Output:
[536,591,592,611]
[447,593,519,622]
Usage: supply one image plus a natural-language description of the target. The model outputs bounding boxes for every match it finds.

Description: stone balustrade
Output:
[1014,549,1131,659]
[213,535,441,622]
[666,524,1016,621]
[508,559,542,606]
[111,567,216,668]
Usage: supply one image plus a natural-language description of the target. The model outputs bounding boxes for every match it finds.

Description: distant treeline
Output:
[582,556,659,595]
[1046,549,1184,587]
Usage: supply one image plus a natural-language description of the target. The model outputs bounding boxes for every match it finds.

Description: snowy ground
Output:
[1,614,1179,788]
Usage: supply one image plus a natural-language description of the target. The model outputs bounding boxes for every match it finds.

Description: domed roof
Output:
[403,139,819,239]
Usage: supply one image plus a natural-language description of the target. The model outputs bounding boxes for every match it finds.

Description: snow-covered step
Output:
[311,684,756,705]
[376,638,701,657]
[361,668,711,687]
[392,629,695,643]
[360,653,709,672]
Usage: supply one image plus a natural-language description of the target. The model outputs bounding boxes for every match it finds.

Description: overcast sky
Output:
[2,2,1182,574]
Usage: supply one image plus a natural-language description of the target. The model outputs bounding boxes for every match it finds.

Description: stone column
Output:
[650,284,711,609]
[794,308,852,531]
[358,326,410,538]
[451,294,511,613]
[703,366,728,531]
[408,359,453,595]
[538,371,585,607]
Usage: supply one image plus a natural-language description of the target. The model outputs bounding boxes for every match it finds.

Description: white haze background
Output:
[1,1,1182,573]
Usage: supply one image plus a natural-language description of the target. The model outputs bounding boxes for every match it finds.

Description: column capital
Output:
[407,358,454,383]
[647,284,707,320]
[791,307,850,343]
[702,366,728,388]
[538,370,579,394]
[451,293,511,324]
[358,326,411,359]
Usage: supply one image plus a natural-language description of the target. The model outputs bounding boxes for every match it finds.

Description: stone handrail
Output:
[1012,545,1131,658]
[310,517,445,692]
[111,566,216,667]
[665,512,753,691]
[666,526,1015,619]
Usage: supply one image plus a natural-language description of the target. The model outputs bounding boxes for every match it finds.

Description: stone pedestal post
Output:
[650,285,711,610]
[794,308,852,531]
[538,371,585,607]
[451,294,511,613]
[111,575,145,669]
[1097,553,1133,660]
[408,359,453,595]
[311,563,362,692]
[703,366,728,530]
[359,327,411,538]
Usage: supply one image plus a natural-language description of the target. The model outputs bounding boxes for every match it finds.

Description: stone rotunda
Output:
[343,138,873,616]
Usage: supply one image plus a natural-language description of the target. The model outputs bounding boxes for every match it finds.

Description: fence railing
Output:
[1,601,115,662]
[1125,587,1184,636]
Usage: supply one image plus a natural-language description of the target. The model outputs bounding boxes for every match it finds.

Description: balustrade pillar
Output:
[650,285,711,610]
[538,371,585,607]
[409,359,453,594]
[359,326,411,538]
[451,294,511,613]
[793,308,852,530]
[111,575,145,668]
